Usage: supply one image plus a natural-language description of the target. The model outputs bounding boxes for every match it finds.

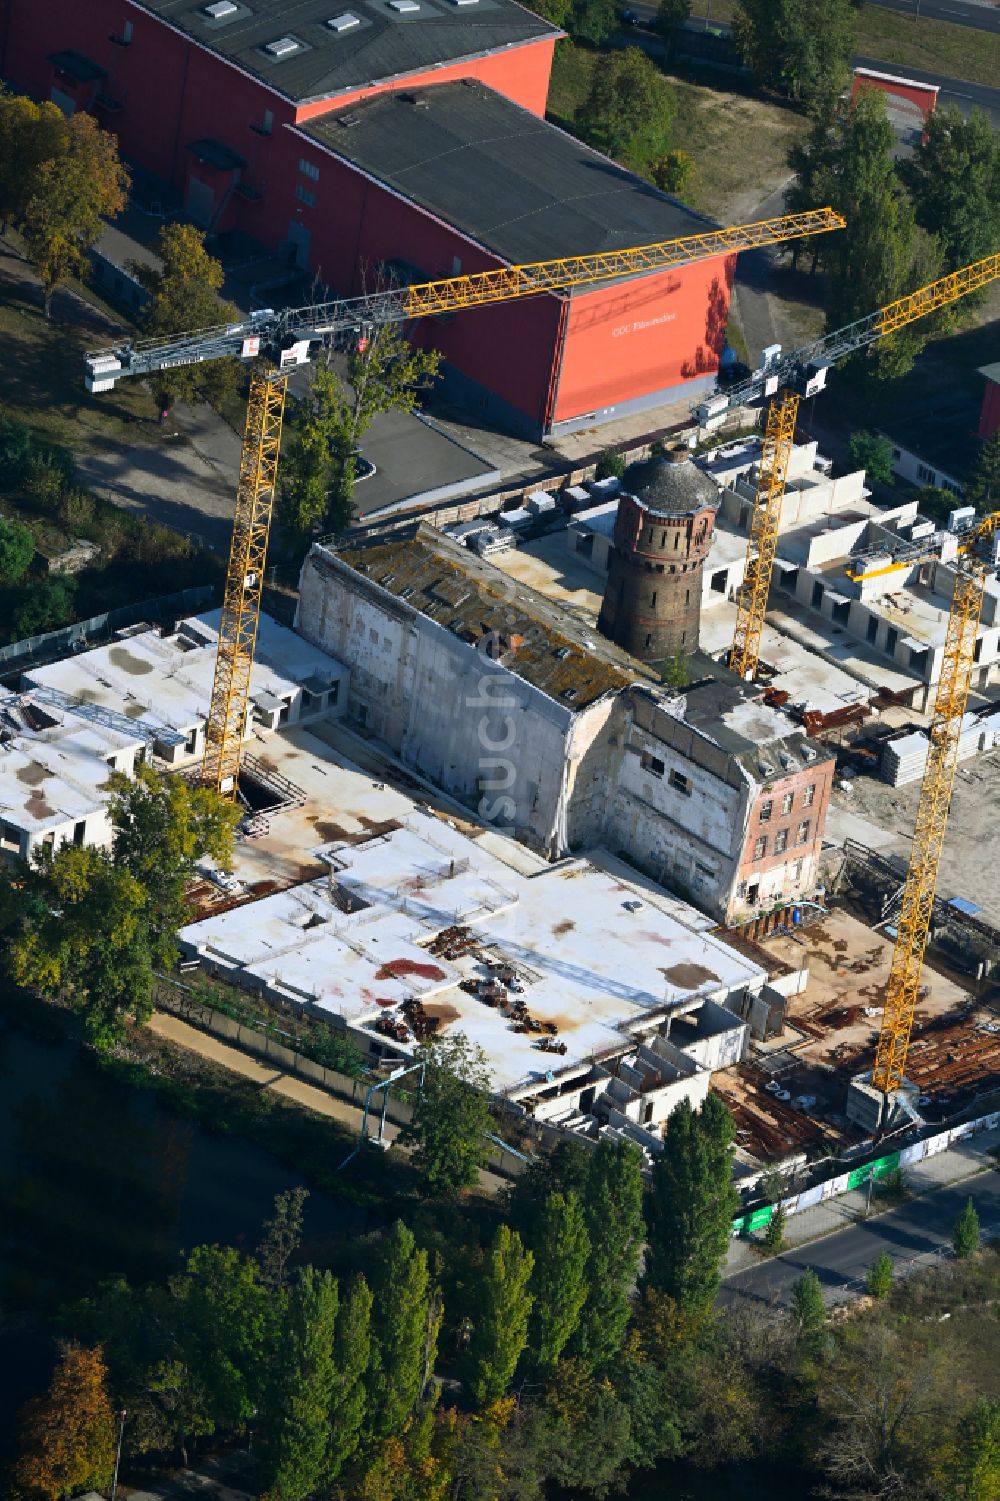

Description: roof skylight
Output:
[204,1,238,16]
[264,35,300,57]
[327,11,361,29]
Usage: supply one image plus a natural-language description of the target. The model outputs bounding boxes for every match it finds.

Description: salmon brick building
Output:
[0,0,736,437]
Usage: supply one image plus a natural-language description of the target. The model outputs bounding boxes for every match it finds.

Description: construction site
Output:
[0,156,993,1207]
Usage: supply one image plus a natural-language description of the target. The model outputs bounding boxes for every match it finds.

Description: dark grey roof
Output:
[679,677,833,771]
[332,522,659,708]
[300,81,714,263]
[625,454,719,517]
[136,0,557,105]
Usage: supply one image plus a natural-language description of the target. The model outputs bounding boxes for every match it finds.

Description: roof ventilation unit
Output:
[389,1,421,12]
[204,0,238,15]
[264,36,300,57]
[327,11,361,30]
[447,0,480,6]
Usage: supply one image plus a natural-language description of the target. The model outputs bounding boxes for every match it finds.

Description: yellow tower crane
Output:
[846,517,1000,1096]
[697,252,1000,682]
[85,207,845,800]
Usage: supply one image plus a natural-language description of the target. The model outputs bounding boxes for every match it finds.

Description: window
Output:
[781,791,793,816]
[867,614,879,644]
[891,447,901,461]
[298,157,320,181]
[774,828,788,854]
[759,798,773,823]
[294,184,316,207]
[802,783,815,808]
[73,820,86,846]
[669,768,691,796]
[254,107,274,135]
[641,751,665,778]
[811,580,824,609]
[119,18,133,43]
[917,463,936,485]
[753,835,767,860]
[796,820,811,846]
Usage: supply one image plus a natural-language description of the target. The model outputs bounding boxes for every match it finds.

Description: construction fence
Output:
[0,584,217,678]
[152,978,531,1177]
[732,1108,1000,1235]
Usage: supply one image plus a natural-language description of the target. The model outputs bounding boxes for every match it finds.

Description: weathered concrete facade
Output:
[296,529,835,922]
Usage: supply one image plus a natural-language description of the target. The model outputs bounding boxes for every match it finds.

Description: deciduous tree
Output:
[0,92,67,231]
[906,106,1000,276]
[734,0,857,115]
[108,763,240,969]
[328,1273,374,1478]
[369,1222,441,1439]
[401,1033,491,1199]
[170,1244,270,1433]
[572,1138,645,1366]
[527,1190,590,1370]
[465,1225,534,1407]
[791,88,938,381]
[256,1267,339,1501]
[128,224,240,413]
[849,430,894,488]
[257,1186,309,1294]
[21,113,129,317]
[1,842,153,1050]
[655,0,690,47]
[12,1343,116,1501]
[644,1094,739,1316]
[579,48,676,173]
[565,0,619,47]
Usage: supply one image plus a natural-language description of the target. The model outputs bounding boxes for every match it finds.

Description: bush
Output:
[0,410,34,483]
[866,1250,894,1299]
[953,1197,981,1260]
[0,515,35,584]
[22,452,73,514]
[763,1203,787,1253]
[791,1269,825,1334]
[596,448,626,481]
[11,575,77,638]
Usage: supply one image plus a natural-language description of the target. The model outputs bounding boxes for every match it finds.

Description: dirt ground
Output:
[826,750,1000,928]
[762,907,972,1074]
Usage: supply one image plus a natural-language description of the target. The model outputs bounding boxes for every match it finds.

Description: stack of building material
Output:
[881,711,994,786]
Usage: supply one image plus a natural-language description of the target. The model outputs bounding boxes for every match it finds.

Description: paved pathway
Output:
[723,1127,1000,1309]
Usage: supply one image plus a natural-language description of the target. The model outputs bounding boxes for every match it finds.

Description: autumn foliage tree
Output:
[12,1343,116,1501]
[128,224,241,413]
[0,92,67,231]
[20,113,129,317]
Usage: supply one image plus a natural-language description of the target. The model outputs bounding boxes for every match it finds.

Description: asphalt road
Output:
[865,0,1000,34]
[722,1167,1000,1311]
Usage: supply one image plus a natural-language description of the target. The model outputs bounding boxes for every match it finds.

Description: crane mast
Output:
[715,251,1000,683]
[848,518,1000,1095]
[85,208,846,799]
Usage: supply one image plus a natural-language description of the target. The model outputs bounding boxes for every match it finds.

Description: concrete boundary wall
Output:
[734,1108,1000,1235]
[152,980,415,1128]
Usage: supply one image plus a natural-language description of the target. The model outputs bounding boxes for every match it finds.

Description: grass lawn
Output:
[0,276,162,457]
[548,41,809,223]
[854,4,1000,90]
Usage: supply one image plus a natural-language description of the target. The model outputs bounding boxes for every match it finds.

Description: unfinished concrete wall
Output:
[296,547,578,852]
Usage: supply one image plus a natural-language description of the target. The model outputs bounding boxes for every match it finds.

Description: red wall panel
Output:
[980,379,1000,442]
[293,38,556,122]
[551,254,735,423]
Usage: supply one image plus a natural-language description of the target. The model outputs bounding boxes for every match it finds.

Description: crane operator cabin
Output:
[0,0,737,437]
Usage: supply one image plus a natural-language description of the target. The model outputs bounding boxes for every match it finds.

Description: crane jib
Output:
[82,208,847,392]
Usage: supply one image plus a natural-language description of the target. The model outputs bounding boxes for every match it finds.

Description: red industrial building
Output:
[0,0,735,437]
[980,363,1000,443]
